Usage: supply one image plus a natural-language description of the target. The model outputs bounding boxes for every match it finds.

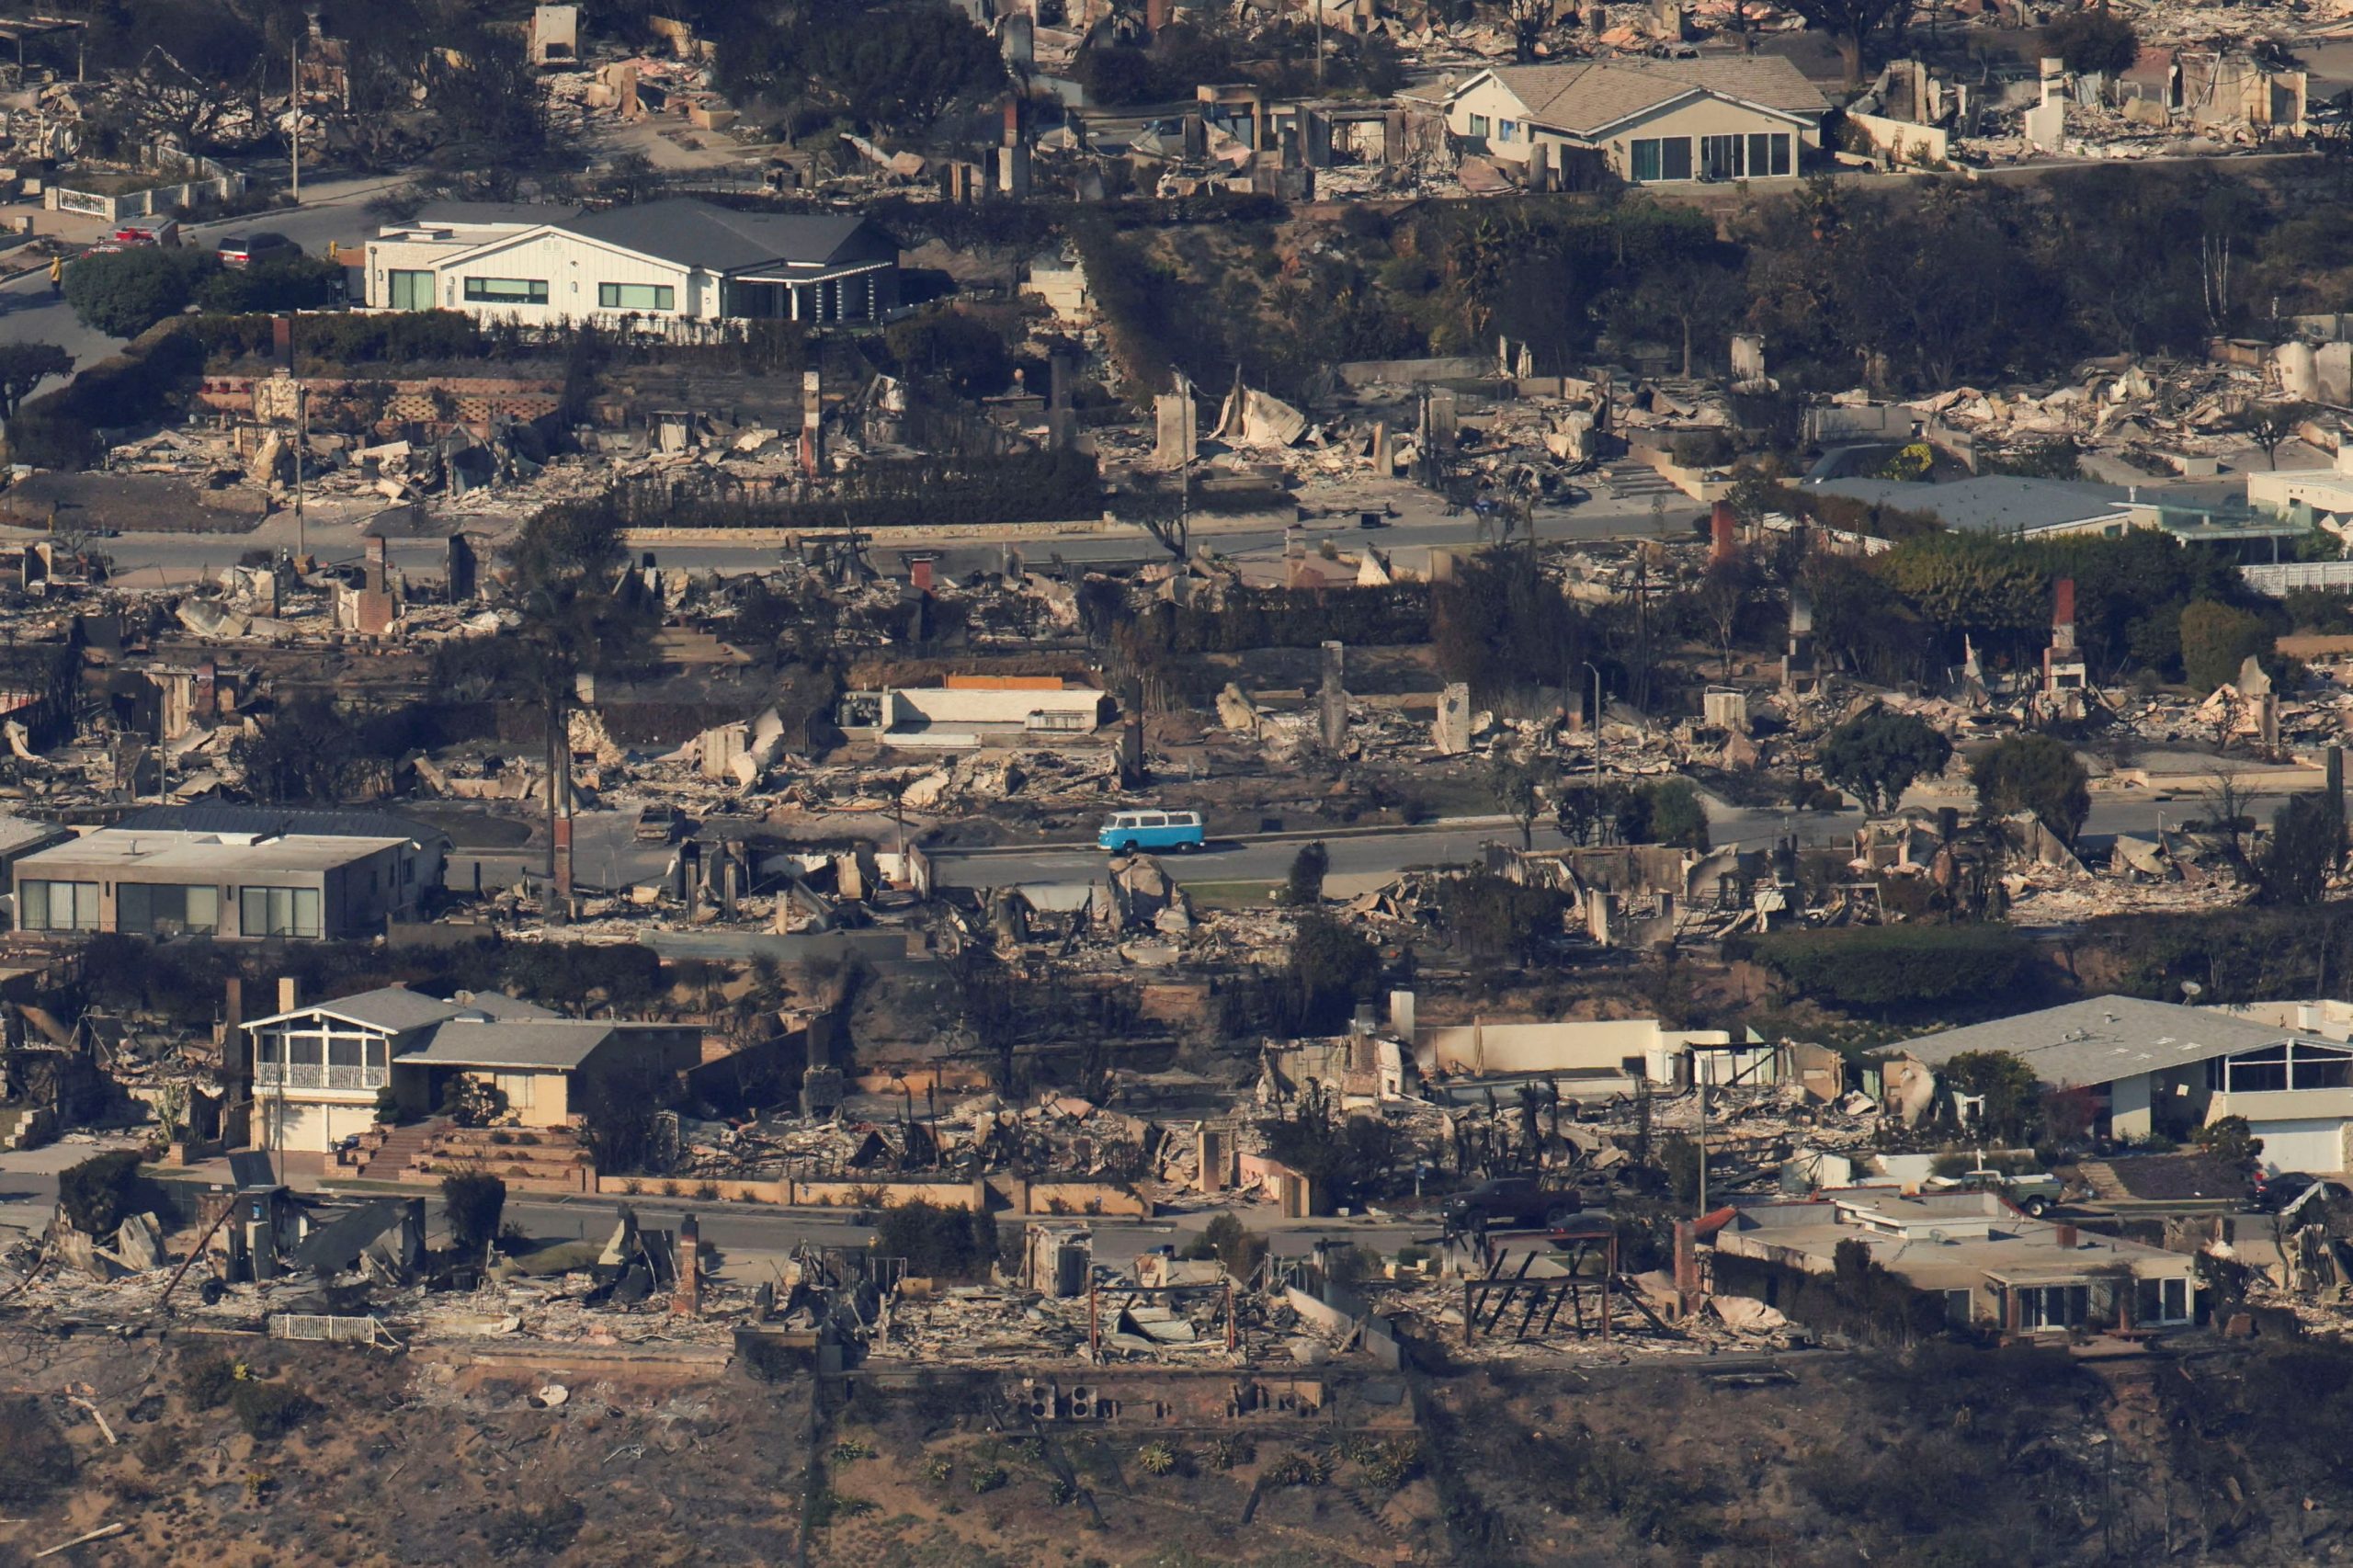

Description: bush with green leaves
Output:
[872,1199,1002,1281]
[1816,708,1954,816]
[1262,1449,1329,1487]
[1735,923,2030,1015]
[62,246,215,338]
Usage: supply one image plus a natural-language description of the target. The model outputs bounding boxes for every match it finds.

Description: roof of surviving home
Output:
[1719,1190,2190,1284]
[1462,57,1830,133]
[115,804,446,846]
[412,199,586,229]
[1808,475,2134,535]
[247,985,559,1035]
[19,829,411,878]
[1893,996,2307,1086]
[394,1018,621,1072]
[0,813,69,857]
[555,199,893,274]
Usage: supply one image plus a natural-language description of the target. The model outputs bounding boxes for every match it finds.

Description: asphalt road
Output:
[0,175,414,405]
[923,782,2326,892]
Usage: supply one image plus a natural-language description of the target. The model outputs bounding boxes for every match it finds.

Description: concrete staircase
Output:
[1598,461,1687,501]
[348,1117,449,1181]
[2075,1160,2131,1204]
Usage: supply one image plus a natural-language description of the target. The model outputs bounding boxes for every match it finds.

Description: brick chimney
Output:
[1710,500,1737,564]
[277,976,299,1015]
[2054,1223,2079,1249]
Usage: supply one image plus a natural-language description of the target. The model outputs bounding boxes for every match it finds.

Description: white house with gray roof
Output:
[243,984,701,1153]
[1893,994,2353,1175]
[365,197,902,329]
[1441,57,1828,186]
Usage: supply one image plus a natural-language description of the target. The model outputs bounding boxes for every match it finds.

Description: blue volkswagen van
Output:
[1097,810,1206,853]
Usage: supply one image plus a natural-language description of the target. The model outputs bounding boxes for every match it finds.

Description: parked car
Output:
[1097,810,1205,854]
[1442,1177,1597,1233]
[2252,1171,2353,1215]
[218,232,296,267]
[109,219,179,248]
[1927,1166,2067,1218]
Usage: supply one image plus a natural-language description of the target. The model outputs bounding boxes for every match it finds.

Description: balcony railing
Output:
[256,1062,386,1092]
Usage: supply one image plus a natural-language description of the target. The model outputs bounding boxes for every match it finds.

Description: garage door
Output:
[265,1103,329,1153]
[2250,1118,2347,1176]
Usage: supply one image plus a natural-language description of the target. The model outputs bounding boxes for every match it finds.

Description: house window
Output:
[1496,119,1518,143]
[462,277,549,305]
[1943,1289,1973,1328]
[2215,1040,2350,1094]
[1630,137,1692,182]
[387,269,433,310]
[598,282,676,312]
[240,885,323,939]
[19,880,98,932]
[2294,1041,2353,1090]
[118,882,218,936]
[1701,134,1745,180]
[1468,113,1491,138]
[1746,131,1792,176]
[2135,1276,2189,1324]
[2016,1283,2089,1331]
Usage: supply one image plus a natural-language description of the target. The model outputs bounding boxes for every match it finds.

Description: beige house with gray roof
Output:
[1442,57,1829,186]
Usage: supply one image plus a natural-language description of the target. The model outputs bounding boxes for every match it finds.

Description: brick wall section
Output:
[195,376,564,426]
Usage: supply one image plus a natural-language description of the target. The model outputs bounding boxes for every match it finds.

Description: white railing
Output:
[256,1062,386,1091]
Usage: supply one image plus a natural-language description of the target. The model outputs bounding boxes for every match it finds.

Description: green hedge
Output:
[7,319,207,469]
[1732,923,2029,1010]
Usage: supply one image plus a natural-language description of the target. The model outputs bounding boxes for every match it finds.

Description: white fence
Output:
[267,1313,402,1348]
[2242,561,2353,596]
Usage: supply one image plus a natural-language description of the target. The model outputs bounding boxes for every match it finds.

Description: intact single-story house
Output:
[1893,994,2353,1175]
[244,984,703,1152]
[1713,1190,2198,1334]
[12,808,445,940]
[1441,57,1828,186]
[366,197,902,329]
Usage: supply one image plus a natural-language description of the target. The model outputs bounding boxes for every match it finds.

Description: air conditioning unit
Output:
[1024,1380,1058,1421]
[1065,1385,1095,1421]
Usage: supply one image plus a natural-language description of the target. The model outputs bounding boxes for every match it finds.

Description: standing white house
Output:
[1441,57,1828,187]
[364,198,902,331]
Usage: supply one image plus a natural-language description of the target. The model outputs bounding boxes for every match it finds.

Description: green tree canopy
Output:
[0,343,71,424]
[1817,708,1954,815]
[1286,913,1380,1034]
[62,248,213,338]
[2179,598,2276,692]
[1941,1050,2041,1143]
[1971,733,2091,842]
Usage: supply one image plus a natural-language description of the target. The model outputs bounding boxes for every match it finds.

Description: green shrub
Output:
[440,1171,507,1256]
[969,1462,1007,1494]
[1733,923,2029,1013]
[1262,1449,1328,1487]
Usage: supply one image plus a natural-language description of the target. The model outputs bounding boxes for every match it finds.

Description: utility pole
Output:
[290,37,301,203]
